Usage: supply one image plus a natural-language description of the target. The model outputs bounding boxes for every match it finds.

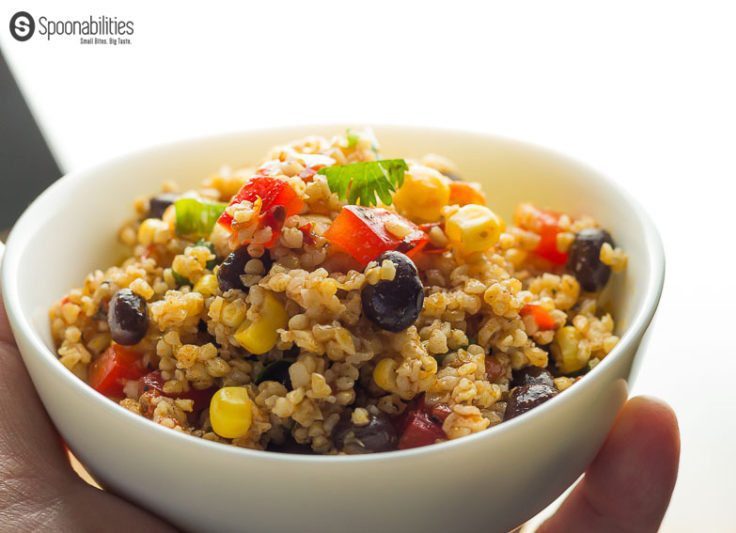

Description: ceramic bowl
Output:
[0,126,664,533]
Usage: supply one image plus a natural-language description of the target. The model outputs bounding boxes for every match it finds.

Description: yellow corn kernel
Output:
[552,326,587,374]
[221,300,248,328]
[445,204,502,253]
[194,274,219,298]
[373,358,398,392]
[233,292,287,355]
[393,165,451,223]
[209,387,253,439]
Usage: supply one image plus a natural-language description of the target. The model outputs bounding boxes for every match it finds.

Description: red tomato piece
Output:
[520,304,557,330]
[324,206,428,266]
[398,409,447,450]
[88,344,146,398]
[217,177,304,247]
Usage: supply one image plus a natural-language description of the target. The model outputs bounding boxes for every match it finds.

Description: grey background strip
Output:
[0,47,61,232]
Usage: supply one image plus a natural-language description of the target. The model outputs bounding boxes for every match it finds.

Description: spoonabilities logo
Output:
[9,11,35,41]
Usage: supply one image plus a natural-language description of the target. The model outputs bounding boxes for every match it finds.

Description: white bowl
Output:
[0,126,664,533]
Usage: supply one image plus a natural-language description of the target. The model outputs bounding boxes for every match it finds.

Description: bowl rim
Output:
[0,124,665,465]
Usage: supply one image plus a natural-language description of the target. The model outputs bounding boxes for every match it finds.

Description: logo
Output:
[9,11,35,41]
[7,12,134,45]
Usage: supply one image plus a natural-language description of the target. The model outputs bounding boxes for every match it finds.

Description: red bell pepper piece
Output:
[217,177,304,247]
[298,222,316,246]
[516,204,568,265]
[398,409,447,450]
[88,344,146,398]
[448,181,486,206]
[520,303,557,330]
[324,206,428,266]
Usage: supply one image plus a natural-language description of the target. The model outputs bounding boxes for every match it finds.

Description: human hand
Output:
[0,300,175,531]
[0,299,678,532]
[538,394,680,532]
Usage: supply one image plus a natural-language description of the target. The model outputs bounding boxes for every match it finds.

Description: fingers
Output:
[0,300,76,494]
[0,294,16,346]
[0,301,175,530]
[540,396,680,533]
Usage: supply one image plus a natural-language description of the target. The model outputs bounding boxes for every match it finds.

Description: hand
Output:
[0,301,678,532]
[539,395,680,532]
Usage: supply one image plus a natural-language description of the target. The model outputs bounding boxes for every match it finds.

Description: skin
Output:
[0,302,678,532]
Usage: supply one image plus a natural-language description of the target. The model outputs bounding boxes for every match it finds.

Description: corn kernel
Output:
[551,326,587,374]
[209,387,253,439]
[393,165,450,222]
[233,292,288,354]
[137,218,168,246]
[129,278,155,300]
[373,358,398,392]
[194,274,219,297]
[445,204,502,253]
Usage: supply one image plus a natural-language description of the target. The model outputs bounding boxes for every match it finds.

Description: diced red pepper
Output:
[217,177,304,247]
[88,344,146,398]
[412,394,453,423]
[520,303,557,330]
[398,409,447,450]
[298,223,316,246]
[414,222,448,255]
[448,181,486,206]
[516,204,568,265]
[427,402,452,422]
[324,206,428,266]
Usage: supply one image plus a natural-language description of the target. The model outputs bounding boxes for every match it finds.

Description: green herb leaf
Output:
[319,159,407,206]
[174,198,228,237]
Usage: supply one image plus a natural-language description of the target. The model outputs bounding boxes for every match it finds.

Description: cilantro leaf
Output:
[319,159,407,206]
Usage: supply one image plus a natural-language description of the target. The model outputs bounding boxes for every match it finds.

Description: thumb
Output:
[540,396,680,533]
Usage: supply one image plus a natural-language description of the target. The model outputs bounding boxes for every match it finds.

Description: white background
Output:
[2,1,735,531]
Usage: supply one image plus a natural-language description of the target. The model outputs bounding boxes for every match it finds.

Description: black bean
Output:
[333,411,398,454]
[268,437,315,455]
[361,251,424,332]
[567,228,615,292]
[504,384,558,421]
[511,367,555,389]
[282,345,301,359]
[255,360,293,389]
[107,289,148,345]
[217,248,272,292]
[147,193,178,219]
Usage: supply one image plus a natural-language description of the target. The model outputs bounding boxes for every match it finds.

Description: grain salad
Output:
[49,129,627,454]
